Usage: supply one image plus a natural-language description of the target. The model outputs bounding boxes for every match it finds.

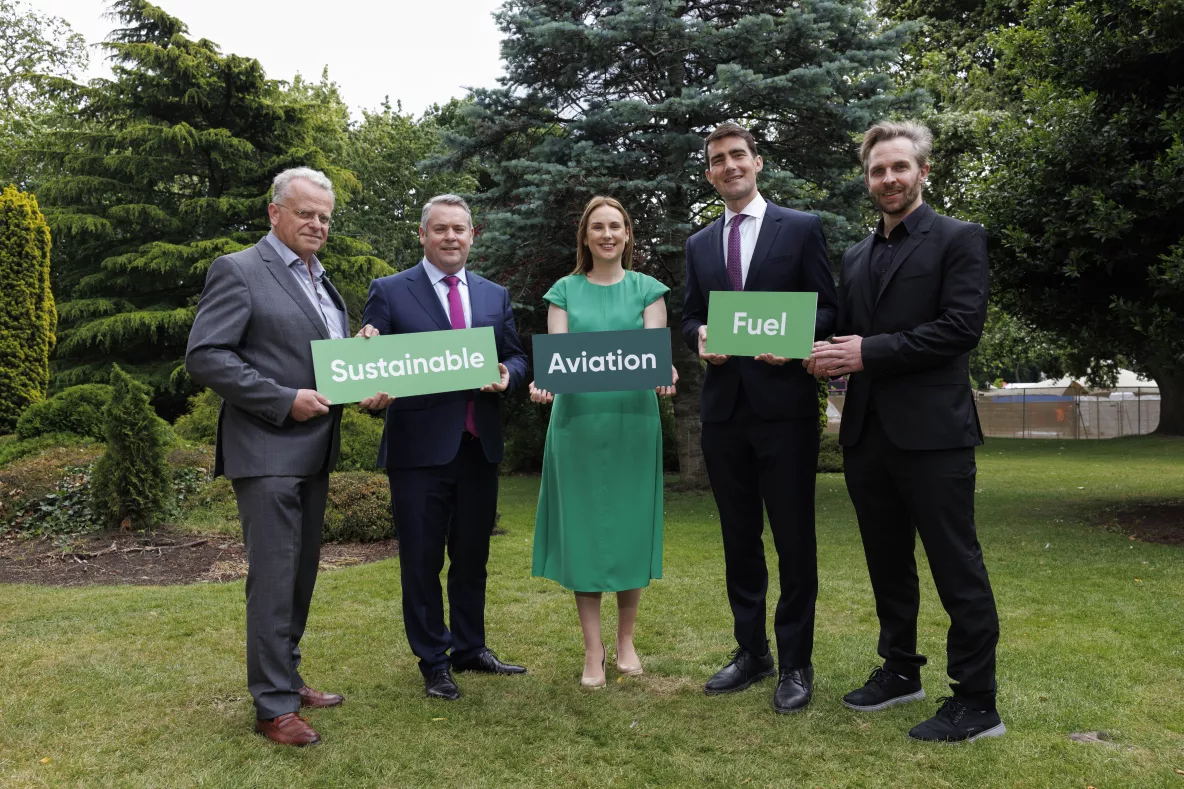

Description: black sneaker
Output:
[908,696,1006,742]
[704,646,776,695]
[842,666,925,711]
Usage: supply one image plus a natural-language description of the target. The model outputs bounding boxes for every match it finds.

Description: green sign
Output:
[311,327,499,404]
[705,291,818,357]
[532,328,672,394]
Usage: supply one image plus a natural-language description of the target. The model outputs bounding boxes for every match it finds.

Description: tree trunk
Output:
[1149,364,1184,436]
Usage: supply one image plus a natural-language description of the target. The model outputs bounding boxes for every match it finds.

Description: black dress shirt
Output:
[869,202,928,296]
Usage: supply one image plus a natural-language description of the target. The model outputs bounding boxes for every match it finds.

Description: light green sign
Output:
[706,291,818,357]
[311,327,499,404]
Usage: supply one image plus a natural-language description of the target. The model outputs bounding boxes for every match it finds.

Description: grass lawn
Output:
[1,437,1182,788]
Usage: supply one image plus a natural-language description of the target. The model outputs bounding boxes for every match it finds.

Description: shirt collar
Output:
[267,230,325,279]
[422,257,468,286]
[875,201,928,239]
[723,192,767,226]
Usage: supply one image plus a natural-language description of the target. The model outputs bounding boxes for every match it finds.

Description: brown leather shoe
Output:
[255,712,321,746]
[298,684,344,708]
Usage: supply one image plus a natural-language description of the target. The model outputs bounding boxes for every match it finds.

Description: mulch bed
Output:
[1100,502,1184,546]
[0,527,398,587]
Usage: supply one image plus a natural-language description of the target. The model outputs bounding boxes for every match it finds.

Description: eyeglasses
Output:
[274,202,333,227]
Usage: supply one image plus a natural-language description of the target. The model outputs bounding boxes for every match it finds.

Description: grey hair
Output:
[420,194,472,229]
[859,121,933,174]
[272,167,335,203]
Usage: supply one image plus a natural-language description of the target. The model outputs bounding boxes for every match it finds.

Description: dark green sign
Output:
[311,327,500,403]
[532,328,672,394]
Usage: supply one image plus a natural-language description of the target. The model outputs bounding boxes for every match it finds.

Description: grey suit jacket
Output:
[186,238,349,479]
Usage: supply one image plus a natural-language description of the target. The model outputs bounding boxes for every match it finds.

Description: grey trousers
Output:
[232,471,330,720]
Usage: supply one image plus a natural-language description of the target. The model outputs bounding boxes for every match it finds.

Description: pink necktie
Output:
[727,214,746,291]
[444,275,479,437]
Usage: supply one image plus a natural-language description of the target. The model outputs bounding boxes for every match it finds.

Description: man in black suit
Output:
[808,121,1004,742]
[682,122,838,713]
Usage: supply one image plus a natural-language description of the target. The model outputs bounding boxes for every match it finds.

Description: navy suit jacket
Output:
[681,201,839,422]
[362,262,528,469]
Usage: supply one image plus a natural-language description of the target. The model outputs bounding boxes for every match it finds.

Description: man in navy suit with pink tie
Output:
[359,194,529,701]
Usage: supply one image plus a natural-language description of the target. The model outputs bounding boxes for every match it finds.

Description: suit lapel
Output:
[874,205,936,308]
[466,273,491,328]
[848,235,875,319]
[407,262,452,331]
[257,239,330,339]
[701,217,730,292]
[321,275,350,335]
[744,204,784,289]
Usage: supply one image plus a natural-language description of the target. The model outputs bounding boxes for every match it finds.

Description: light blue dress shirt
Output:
[266,230,348,339]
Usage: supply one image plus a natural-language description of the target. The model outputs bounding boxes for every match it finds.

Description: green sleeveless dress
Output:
[531,271,669,592]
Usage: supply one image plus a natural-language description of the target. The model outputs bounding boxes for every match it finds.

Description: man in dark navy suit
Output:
[682,122,838,713]
[808,121,1003,742]
[360,194,529,701]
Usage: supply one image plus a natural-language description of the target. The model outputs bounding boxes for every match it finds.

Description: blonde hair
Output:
[572,196,635,275]
[859,121,933,174]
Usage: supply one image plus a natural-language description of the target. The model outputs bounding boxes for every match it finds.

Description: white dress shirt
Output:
[421,257,473,328]
[266,230,347,339]
[721,192,768,289]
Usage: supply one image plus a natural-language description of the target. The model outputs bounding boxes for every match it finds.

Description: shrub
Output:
[0,186,56,432]
[0,443,105,525]
[173,388,220,444]
[0,432,99,467]
[90,365,173,530]
[15,384,112,441]
[323,471,396,542]
[336,408,384,471]
[817,433,844,474]
[501,390,548,473]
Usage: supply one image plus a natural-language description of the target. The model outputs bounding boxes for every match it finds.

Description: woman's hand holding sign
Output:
[528,380,554,405]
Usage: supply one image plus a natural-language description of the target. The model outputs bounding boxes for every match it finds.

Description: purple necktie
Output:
[727,213,746,291]
[444,275,479,437]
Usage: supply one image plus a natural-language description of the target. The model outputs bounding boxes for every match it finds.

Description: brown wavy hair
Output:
[572,196,634,275]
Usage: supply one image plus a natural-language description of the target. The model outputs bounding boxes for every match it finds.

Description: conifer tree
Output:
[444,0,918,485]
[90,364,172,530]
[0,185,56,431]
[36,0,389,416]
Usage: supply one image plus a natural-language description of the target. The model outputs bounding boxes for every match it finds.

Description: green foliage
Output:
[322,471,396,543]
[443,0,920,485]
[5,463,102,536]
[173,388,219,444]
[89,365,172,529]
[816,434,844,473]
[968,306,1073,388]
[0,185,56,432]
[33,1,382,417]
[15,383,110,441]
[0,432,98,467]
[0,440,103,526]
[336,409,384,472]
[501,392,550,474]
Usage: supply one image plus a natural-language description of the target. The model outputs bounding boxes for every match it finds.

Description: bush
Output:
[15,384,112,441]
[337,408,384,471]
[0,432,99,467]
[817,433,844,474]
[173,388,219,444]
[90,365,173,530]
[0,186,56,433]
[501,390,548,473]
[0,443,105,525]
[323,471,396,542]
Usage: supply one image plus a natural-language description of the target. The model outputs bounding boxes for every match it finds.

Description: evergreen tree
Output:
[90,364,172,530]
[0,185,56,431]
[443,0,918,485]
[36,0,389,417]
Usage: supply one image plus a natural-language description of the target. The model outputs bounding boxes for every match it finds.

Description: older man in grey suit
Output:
[186,167,389,746]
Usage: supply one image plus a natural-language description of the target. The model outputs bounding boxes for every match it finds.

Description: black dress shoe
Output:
[704,646,776,695]
[425,669,461,701]
[773,665,814,714]
[452,648,527,675]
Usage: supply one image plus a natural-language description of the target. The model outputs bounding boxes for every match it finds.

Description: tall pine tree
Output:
[37,0,389,417]
[444,0,918,485]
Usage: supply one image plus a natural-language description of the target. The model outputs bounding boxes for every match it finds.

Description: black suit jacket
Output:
[362,262,529,469]
[836,203,988,450]
[682,200,838,422]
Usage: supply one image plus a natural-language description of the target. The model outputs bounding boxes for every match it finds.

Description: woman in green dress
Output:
[529,196,677,688]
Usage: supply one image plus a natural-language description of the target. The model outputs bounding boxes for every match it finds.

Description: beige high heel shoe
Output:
[581,643,607,688]
[616,642,644,677]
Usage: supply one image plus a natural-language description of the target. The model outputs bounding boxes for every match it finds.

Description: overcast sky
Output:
[35,0,508,117]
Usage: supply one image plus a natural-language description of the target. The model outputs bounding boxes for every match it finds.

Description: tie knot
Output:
[730,213,747,228]
[444,274,459,289]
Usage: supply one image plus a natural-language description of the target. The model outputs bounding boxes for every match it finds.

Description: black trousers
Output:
[843,411,999,707]
[232,470,330,720]
[701,392,820,669]
[388,435,498,676]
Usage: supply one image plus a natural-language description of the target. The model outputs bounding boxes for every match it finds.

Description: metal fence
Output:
[826,387,1161,439]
